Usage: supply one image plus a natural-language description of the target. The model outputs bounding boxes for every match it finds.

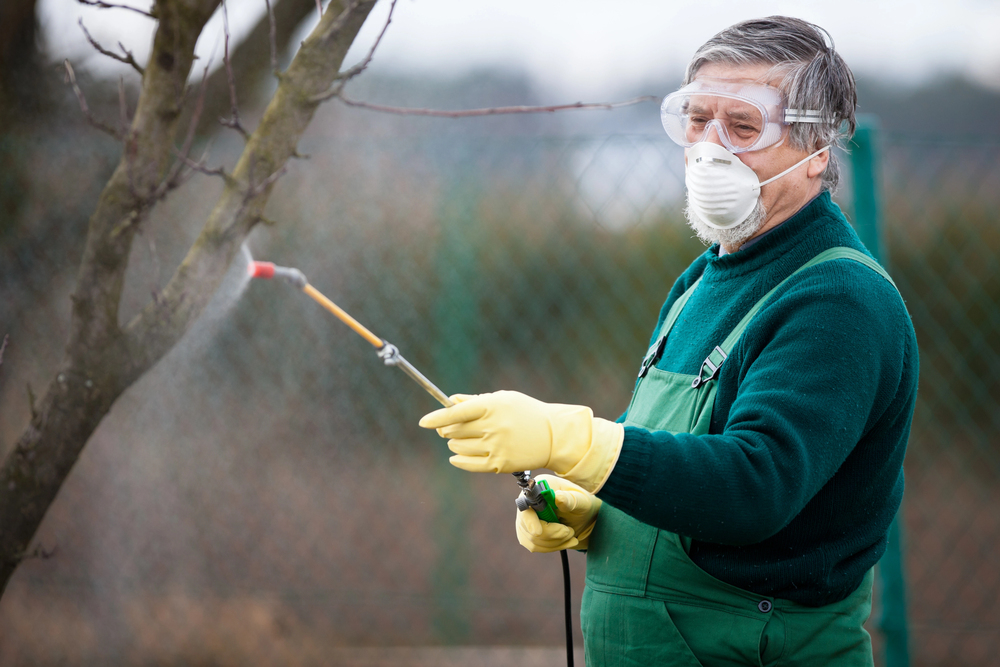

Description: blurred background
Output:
[1,1,998,665]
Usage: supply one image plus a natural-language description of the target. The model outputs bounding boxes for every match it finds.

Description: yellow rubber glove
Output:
[418,390,624,493]
[515,475,601,553]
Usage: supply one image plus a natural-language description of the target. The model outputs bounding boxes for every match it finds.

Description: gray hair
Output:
[684,16,857,193]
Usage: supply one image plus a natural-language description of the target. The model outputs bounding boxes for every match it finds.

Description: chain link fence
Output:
[879,137,1000,665]
[0,126,997,665]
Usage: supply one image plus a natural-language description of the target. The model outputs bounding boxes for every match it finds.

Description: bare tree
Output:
[0,0,379,596]
[0,0,658,598]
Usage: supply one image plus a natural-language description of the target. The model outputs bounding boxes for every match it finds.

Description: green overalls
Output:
[582,248,895,666]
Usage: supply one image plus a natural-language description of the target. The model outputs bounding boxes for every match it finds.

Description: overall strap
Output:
[692,247,899,387]
[638,276,703,378]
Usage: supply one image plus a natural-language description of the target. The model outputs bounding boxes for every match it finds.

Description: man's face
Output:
[684,62,829,229]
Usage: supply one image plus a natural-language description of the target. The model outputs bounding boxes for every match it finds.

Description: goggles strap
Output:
[758,145,831,188]
[784,109,827,123]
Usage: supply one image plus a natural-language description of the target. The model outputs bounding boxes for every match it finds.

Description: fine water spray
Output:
[246,259,575,666]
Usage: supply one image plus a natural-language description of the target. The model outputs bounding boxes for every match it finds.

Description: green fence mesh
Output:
[0,130,997,666]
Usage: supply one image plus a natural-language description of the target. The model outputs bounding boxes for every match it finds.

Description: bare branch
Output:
[247,164,288,199]
[172,147,232,183]
[220,0,249,139]
[77,0,155,18]
[124,0,378,366]
[332,94,661,117]
[182,0,316,135]
[312,0,396,102]
[151,59,214,202]
[62,60,123,140]
[0,335,8,368]
[265,0,278,75]
[78,19,144,75]
[186,63,213,156]
[119,42,144,74]
[9,544,56,566]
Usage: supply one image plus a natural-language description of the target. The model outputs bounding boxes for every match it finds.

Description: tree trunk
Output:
[0,0,40,114]
[0,0,377,597]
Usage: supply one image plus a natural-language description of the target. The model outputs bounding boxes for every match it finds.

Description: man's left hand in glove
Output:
[418,390,624,493]
[516,475,602,552]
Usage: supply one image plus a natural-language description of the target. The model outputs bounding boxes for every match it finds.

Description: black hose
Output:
[561,549,574,667]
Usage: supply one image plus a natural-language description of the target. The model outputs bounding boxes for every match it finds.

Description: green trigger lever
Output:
[513,472,560,524]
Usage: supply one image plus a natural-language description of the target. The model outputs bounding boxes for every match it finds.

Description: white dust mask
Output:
[685,142,831,230]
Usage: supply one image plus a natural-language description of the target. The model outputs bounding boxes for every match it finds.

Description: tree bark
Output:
[0,0,377,596]
[0,0,40,111]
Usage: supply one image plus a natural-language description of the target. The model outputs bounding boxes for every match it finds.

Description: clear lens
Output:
[661,80,786,154]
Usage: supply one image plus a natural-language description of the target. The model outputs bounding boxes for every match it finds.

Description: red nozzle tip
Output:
[248,261,276,279]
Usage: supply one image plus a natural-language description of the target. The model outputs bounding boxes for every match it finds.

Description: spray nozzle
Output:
[248,261,307,288]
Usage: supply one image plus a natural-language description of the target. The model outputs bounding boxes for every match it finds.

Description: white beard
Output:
[684,197,768,252]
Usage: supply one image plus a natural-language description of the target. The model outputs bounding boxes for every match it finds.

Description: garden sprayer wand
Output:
[247,260,452,407]
[246,261,558,518]
[247,259,573,666]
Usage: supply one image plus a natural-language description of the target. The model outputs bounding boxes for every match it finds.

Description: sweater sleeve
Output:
[597,263,911,546]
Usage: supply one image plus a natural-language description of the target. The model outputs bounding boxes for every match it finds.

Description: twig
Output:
[338,0,396,81]
[63,60,123,140]
[333,94,661,117]
[152,58,213,202]
[168,141,238,193]
[77,19,144,75]
[265,0,278,75]
[77,0,155,18]
[312,0,396,102]
[10,545,57,565]
[172,148,231,183]
[0,334,8,368]
[219,0,249,139]
[247,164,288,199]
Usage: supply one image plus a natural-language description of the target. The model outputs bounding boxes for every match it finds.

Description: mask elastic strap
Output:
[757,145,831,188]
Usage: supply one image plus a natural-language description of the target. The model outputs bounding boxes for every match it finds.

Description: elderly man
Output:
[420,16,918,666]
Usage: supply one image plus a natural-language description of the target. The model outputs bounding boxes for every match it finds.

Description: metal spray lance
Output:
[246,261,558,522]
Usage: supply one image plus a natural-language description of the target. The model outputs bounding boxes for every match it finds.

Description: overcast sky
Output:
[40,0,1000,98]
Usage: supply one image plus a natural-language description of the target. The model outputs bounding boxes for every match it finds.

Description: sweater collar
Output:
[700,191,838,281]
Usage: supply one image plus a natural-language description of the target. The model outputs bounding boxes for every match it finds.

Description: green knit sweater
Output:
[597,192,919,607]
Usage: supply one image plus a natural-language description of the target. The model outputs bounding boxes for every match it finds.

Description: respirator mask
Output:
[661,78,830,230]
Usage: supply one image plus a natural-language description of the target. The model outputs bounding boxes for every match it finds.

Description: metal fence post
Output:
[429,176,481,643]
[850,115,911,667]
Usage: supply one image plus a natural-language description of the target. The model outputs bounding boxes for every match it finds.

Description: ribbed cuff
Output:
[594,426,652,514]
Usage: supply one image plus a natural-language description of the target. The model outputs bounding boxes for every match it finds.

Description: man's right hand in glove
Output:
[515,475,602,553]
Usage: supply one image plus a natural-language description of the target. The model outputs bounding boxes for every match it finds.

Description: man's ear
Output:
[807,149,830,178]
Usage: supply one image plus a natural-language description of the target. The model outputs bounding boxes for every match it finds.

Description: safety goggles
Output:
[660,78,826,154]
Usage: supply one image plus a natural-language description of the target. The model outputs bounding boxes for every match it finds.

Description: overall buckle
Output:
[692,346,728,388]
[638,335,667,379]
